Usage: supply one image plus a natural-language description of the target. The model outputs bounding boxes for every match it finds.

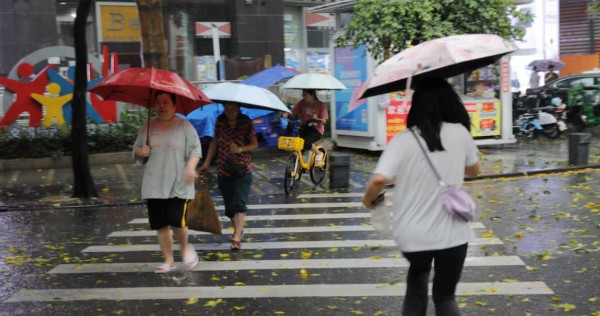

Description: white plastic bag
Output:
[370,201,393,234]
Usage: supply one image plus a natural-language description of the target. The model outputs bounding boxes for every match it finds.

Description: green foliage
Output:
[590,0,600,15]
[0,109,147,160]
[335,0,534,61]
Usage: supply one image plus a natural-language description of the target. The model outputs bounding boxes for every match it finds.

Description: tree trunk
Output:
[71,0,98,199]
[137,0,168,69]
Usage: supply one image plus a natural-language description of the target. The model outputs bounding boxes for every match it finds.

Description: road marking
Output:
[5,282,553,302]
[297,191,394,199]
[127,215,485,229]
[108,222,486,237]
[83,238,502,253]
[49,256,525,274]
[129,213,372,224]
[213,202,364,210]
[115,164,132,189]
[109,225,380,237]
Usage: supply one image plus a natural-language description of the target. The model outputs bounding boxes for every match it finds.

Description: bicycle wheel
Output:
[284,154,298,195]
[310,148,327,185]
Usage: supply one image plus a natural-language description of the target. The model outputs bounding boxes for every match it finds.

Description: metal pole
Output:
[211,23,221,81]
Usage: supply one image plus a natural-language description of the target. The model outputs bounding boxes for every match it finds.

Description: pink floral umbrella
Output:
[359,34,518,99]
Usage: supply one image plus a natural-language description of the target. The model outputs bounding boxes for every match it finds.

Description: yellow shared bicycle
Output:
[277,119,328,195]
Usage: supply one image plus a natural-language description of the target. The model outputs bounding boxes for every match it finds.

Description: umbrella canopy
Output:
[88,67,212,115]
[359,34,518,99]
[527,59,565,72]
[242,65,301,88]
[202,82,291,113]
[281,73,347,90]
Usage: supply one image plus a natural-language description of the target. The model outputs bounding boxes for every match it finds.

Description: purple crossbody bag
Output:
[410,129,476,221]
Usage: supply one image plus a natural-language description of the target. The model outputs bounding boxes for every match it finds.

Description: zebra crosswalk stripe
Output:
[82,238,503,253]
[5,282,553,302]
[127,215,486,229]
[49,256,526,274]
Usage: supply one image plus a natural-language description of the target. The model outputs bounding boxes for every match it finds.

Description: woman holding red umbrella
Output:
[133,91,202,273]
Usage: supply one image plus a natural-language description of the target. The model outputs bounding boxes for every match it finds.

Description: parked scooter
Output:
[516,107,566,139]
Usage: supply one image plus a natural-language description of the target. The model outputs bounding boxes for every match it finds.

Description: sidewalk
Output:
[0,136,599,210]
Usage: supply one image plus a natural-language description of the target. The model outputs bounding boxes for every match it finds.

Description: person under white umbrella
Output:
[198,82,289,251]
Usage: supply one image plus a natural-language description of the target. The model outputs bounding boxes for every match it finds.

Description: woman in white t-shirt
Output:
[363,78,480,316]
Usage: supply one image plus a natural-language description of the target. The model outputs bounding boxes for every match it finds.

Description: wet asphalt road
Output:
[0,137,599,315]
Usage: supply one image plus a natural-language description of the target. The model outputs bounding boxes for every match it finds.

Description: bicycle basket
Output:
[278,136,304,151]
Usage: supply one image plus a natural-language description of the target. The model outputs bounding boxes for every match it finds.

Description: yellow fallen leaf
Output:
[301,251,312,259]
[210,276,220,281]
[502,278,519,283]
[480,231,493,238]
[203,298,223,307]
[234,282,246,286]
[558,303,576,311]
[274,311,285,315]
[300,269,308,278]
[101,188,109,193]
[233,306,245,310]
[588,297,597,302]
[475,301,486,306]
[185,298,199,305]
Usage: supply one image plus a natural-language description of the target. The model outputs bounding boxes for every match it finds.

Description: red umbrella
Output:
[88,67,212,115]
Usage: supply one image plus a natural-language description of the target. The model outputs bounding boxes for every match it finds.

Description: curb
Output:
[0,152,133,172]
[466,163,600,181]
[1,164,599,212]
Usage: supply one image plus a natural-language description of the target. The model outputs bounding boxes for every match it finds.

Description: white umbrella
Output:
[281,73,347,90]
[202,82,290,113]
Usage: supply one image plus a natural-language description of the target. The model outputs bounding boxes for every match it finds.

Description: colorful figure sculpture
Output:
[46,67,105,124]
[0,63,50,127]
[31,83,73,127]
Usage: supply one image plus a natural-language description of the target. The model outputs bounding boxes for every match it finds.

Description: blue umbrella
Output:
[242,64,301,88]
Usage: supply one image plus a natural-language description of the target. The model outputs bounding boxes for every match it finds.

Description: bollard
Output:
[568,133,591,166]
[328,153,351,189]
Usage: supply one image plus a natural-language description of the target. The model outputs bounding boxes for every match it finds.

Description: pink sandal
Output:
[183,247,200,270]
[155,264,176,274]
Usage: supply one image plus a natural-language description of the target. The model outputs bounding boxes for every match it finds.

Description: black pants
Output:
[402,243,468,316]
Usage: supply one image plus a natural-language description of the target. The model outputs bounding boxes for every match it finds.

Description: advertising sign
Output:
[334,45,369,134]
[96,2,141,43]
[383,98,501,141]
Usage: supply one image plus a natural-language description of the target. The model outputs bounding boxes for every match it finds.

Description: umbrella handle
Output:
[143,89,156,164]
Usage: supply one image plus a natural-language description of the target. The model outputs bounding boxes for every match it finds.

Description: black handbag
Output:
[225,159,247,177]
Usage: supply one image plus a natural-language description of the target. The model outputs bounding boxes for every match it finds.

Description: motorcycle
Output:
[517,107,566,139]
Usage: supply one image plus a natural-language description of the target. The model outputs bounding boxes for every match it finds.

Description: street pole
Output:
[211,23,221,80]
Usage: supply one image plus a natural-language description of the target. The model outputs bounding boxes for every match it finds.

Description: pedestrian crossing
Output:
[4,192,554,314]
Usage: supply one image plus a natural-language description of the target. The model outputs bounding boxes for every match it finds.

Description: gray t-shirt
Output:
[132,116,202,200]
[374,123,479,252]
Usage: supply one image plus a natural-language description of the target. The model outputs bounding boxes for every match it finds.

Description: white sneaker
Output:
[314,152,324,166]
